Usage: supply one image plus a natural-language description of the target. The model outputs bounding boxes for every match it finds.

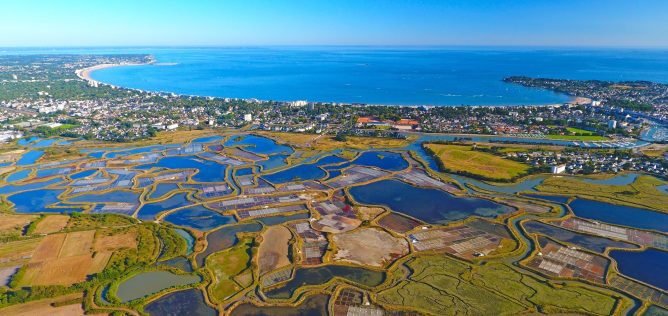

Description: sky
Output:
[1,0,667,47]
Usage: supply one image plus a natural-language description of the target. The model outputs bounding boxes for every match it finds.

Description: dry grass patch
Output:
[0,293,86,316]
[425,143,530,181]
[21,230,111,286]
[258,226,292,275]
[0,213,36,233]
[333,228,408,267]
[30,255,95,286]
[31,233,67,261]
[357,206,385,221]
[640,143,667,158]
[60,230,94,257]
[0,238,42,268]
[33,215,69,234]
[94,230,137,251]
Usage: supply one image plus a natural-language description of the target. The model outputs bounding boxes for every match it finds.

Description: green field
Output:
[536,175,668,212]
[207,237,255,302]
[546,127,608,141]
[424,143,530,181]
[378,255,624,315]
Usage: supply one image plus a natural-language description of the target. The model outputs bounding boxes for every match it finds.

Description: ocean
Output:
[8,47,668,106]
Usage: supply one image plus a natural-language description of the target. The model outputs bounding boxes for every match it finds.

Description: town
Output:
[1,54,667,179]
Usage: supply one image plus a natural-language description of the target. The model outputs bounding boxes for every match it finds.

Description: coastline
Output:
[74,64,574,108]
[75,62,150,86]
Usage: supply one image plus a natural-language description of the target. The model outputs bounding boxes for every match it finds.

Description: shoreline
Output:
[75,63,575,108]
[75,62,150,86]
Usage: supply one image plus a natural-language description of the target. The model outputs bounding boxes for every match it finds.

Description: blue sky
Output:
[1,0,667,47]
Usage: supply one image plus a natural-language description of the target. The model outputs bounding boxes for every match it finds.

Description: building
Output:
[608,120,617,129]
[0,131,22,143]
[166,123,179,130]
[244,114,253,122]
[289,100,308,107]
[391,119,420,130]
[551,165,567,174]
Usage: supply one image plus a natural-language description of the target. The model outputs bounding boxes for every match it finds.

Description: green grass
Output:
[566,127,595,135]
[536,175,668,212]
[425,143,530,181]
[546,127,608,141]
[377,255,623,315]
[207,237,254,302]
[545,134,608,141]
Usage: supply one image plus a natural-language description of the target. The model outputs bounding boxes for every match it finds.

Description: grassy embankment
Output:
[424,143,531,182]
[536,175,668,212]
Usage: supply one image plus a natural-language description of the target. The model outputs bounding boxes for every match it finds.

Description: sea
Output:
[4,46,668,106]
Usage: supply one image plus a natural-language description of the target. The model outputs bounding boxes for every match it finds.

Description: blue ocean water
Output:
[4,47,668,105]
[80,47,668,106]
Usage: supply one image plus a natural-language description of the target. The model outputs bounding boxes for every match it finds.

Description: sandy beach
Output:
[75,63,147,85]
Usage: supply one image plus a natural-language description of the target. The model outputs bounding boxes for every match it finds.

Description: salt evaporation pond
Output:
[610,248,668,291]
[144,288,216,316]
[349,179,514,224]
[224,134,293,155]
[523,221,638,253]
[352,151,408,171]
[263,163,326,184]
[569,199,668,232]
[164,205,236,231]
[138,192,193,220]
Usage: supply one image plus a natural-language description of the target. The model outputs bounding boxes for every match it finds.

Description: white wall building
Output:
[551,165,566,174]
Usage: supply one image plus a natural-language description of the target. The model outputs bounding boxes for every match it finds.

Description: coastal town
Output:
[1,54,666,179]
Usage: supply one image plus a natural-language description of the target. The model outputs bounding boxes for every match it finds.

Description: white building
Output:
[608,120,617,129]
[243,114,253,122]
[551,165,566,174]
[290,100,308,107]
[166,123,179,130]
[0,131,22,143]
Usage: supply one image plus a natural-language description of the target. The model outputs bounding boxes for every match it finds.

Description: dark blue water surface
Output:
[138,192,192,220]
[148,183,181,200]
[352,151,408,171]
[137,156,227,182]
[5,170,31,183]
[16,151,44,166]
[263,164,326,184]
[0,178,62,195]
[7,189,83,213]
[164,205,236,231]
[610,249,668,291]
[144,289,216,316]
[70,169,97,180]
[69,190,141,204]
[349,179,514,224]
[18,136,40,146]
[86,48,668,106]
[257,155,288,170]
[224,135,293,155]
[523,220,637,253]
[569,199,668,232]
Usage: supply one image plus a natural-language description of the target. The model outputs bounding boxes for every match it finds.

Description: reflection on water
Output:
[349,179,514,224]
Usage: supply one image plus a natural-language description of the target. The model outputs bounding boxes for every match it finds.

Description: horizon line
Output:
[2,44,668,50]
